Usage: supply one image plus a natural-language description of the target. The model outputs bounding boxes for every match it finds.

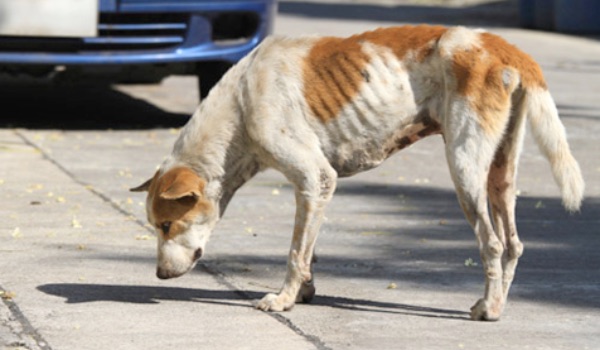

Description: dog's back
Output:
[239,25,583,208]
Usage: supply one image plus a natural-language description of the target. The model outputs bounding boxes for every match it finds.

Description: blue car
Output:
[0,0,277,99]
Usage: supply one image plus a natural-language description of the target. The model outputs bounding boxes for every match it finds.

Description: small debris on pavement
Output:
[464,258,478,267]
[135,234,155,240]
[0,290,16,300]
[71,216,83,229]
[11,227,22,239]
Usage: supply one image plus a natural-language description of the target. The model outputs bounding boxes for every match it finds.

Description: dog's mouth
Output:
[156,248,203,280]
[193,247,203,261]
[156,267,184,280]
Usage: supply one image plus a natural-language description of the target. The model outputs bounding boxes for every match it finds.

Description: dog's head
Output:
[130,166,217,279]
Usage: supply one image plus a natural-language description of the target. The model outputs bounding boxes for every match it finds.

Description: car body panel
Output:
[0,0,276,68]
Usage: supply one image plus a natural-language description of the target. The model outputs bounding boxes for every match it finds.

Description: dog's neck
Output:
[164,61,260,218]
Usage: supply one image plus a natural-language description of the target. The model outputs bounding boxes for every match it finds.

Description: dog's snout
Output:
[156,267,183,280]
[193,248,203,261]
[156,267,175,280]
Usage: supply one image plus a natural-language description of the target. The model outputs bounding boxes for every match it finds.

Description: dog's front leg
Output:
[256,168,336,312]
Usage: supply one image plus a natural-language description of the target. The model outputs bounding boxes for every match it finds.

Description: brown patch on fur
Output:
[148,167,212,239]
[487,114,519,226]
[489,150,510,193]
[303,37,369,122]
[451,31,546,135]
[383,118,441,157]
[303,25,447,122]
[480,33,547,90]
[361,25,448,62]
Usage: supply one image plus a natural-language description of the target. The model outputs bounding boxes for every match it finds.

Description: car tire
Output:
[197,61,233,101]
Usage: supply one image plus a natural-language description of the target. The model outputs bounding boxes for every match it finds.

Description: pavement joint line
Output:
[1,285,51,350]
[14,128,330,350]
[13,129,148,230]
[199,263,332,350]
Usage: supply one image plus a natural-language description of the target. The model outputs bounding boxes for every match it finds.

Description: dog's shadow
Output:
[36,283,468,320]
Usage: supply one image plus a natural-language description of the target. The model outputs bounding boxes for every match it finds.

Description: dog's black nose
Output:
[156,267,173,280]
[193,248,203,261]
[160,221,172,235]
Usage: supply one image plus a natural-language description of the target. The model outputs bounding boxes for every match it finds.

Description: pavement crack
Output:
[199,263,332,350]
[1,286,52,350]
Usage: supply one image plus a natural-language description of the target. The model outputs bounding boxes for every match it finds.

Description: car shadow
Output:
[0,79,190,130]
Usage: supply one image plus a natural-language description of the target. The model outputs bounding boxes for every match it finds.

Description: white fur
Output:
[526,88,585,212]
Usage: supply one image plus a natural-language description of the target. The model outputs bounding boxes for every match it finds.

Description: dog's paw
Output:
[255,293,295,312]
[470,298,502,321]
[296,280,316,303]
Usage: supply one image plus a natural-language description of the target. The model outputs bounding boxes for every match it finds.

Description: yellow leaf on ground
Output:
[0,291,16,300]
[71,216,82,229]
[11,227,22,238]
[27,184,44,192]
[135,235,155,240]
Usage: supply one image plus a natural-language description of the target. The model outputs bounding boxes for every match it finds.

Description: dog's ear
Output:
[159,169,204,200]
[130,171,159,192]
[130,177,153,192]
[160,183,200,200]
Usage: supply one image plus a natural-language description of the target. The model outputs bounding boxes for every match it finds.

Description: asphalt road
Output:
[1,2,599,349]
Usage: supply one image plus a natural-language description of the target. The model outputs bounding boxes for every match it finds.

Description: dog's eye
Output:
[176,195,197,206]
[160,221,172,235]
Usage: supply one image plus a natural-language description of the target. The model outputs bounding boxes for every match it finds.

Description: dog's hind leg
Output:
[443,99,511,321]
[254,148,337,311]
[446,141,505,320]
[488,101,527,302]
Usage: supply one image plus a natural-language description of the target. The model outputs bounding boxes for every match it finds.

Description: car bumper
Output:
[0,0,276,65]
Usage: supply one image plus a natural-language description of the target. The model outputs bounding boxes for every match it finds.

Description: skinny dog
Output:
[131,25,584,321]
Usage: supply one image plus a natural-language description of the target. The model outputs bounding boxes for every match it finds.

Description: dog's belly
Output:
[322,116,439,177]
[310,63,440,177]
[326,142,388,177]
[312,84,442,176]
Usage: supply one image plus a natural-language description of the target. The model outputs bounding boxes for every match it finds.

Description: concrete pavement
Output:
[1,1,600,349]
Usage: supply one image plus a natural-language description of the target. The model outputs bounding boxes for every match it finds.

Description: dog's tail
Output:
[525,89,584,212]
